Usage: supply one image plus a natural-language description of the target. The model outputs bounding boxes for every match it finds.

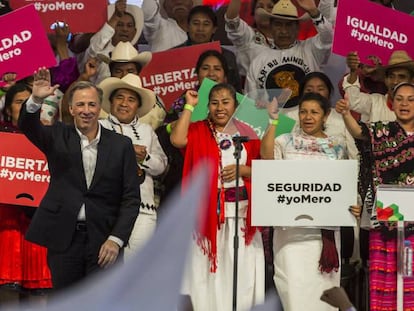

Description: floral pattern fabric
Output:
[357,121,414,311]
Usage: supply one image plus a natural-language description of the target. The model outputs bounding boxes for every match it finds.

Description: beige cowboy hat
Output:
[99,74,156,118]
[373,50,414,79]
[383,50,414,72]
[107,3,144,46]
[256,0,310,21]
[98,41,152,68]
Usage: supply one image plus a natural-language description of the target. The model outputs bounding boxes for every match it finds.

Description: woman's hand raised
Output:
[185,90,199,107]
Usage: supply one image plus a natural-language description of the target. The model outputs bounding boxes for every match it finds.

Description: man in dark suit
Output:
[18,68,142,290]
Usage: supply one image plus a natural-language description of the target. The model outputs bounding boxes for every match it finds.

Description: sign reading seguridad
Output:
[252,159,358,227]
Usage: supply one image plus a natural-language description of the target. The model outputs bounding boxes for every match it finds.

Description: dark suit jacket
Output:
[18,104,141,254]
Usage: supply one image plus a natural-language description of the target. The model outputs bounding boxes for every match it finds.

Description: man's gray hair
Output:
[68,81,103,106]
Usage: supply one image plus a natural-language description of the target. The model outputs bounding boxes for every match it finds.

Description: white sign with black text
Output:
[252,160,358,227]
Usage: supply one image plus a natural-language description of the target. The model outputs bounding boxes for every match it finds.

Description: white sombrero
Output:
[98,41,152,68]
[99,74,156,118]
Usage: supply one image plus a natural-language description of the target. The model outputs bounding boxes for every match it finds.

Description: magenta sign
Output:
[0,5,57,85]
[333,0,412,65]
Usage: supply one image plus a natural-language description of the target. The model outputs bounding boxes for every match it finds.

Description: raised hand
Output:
[267,97,279,120]
[335,97,351,116]
[346,51,360,73]
[54,21,70,42]
[362,54,382,78]
[295,0,318,16]
[114,0,127,17]
[32,67,60,103]
[184,90,198,107]
[82,58,99,81]
[1,72,17,91]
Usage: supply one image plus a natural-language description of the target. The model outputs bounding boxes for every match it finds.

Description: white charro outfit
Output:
[273,130,345,311]
[342,74,396,123]
[99,115,168,259]
[142,0,187,52]
[244,13,333,99]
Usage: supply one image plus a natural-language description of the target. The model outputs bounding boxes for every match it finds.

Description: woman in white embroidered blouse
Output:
[261,92,360,311]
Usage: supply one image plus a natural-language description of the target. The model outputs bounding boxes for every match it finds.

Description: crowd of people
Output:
[0,0,413,310]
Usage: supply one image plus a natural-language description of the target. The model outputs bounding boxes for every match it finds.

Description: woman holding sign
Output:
[336,82,414,310]
[170,83,264,311]
[0,83,52,305]
[261,92,360,311]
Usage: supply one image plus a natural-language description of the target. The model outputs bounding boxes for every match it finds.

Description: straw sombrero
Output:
[99,74,156,118]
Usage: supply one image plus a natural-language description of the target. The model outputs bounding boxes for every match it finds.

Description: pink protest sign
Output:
[9,0,107,34]
[0,5,56,85]
[333,0,413,65]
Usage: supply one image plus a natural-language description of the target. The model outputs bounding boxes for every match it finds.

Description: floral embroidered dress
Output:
[356,121,414,311]
[273,130,346,311]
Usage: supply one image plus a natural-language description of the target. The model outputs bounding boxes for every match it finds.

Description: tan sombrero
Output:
[374,50,414,78]
[107,4,144,46]
[99,74,156,118]
[383,50,414,72]
[98,41,152,68]
[256,0,310,21]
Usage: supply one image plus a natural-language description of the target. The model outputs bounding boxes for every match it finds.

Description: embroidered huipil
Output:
[100,115,168,214]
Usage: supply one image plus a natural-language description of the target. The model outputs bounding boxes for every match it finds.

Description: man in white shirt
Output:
[245,0,333,108]
[98,73,168,259]
[342,50,414,122]
[142,0,193,52]
[77,0,144,84]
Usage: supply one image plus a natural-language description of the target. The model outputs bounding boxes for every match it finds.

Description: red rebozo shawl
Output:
[182,119,260,272]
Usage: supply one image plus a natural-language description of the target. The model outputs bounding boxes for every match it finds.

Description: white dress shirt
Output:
[25,96,124,247]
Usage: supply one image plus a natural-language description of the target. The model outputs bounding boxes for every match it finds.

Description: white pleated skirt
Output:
[273,227,341,311]
[181,201,265,311]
